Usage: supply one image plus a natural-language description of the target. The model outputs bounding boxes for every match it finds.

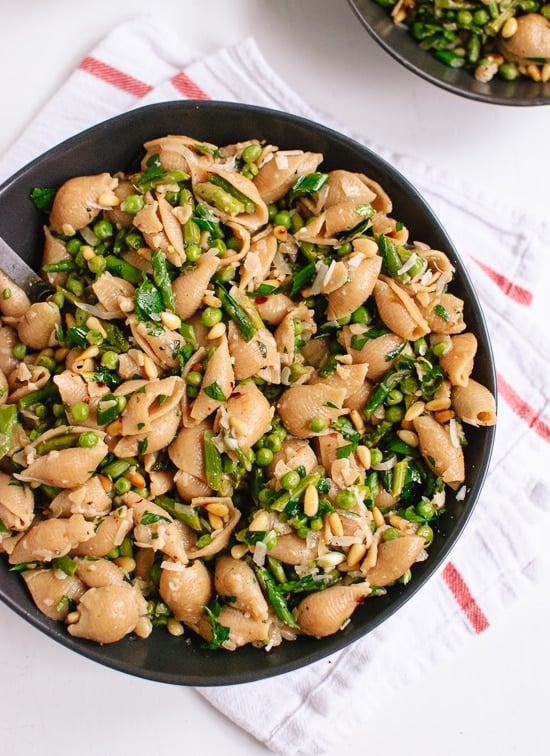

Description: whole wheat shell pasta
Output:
[452,379,497,426]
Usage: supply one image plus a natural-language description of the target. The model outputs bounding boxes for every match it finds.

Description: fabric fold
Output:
[1,15,549,756]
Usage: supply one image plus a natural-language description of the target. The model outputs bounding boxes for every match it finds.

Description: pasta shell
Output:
[277,384,347,439]
[172,255,219,321]
[49,475,111,519]
[267,438,318,483]
[215,556,269,622]
[22,568,85,621]
[413,414,465,489]
[9,514,95,564]
[374,279,430,341]
[439,333,478,387]
[326,254,382,322]
[72,506,133,558]
[452,379,497,427]
[123,491,188,564]
[190,336,235,424]
[0,472,34,531]
[254,150,323,204]
[266,532,319,566]
[422,293,466,334]
[199,167,269,233]
[17,301,61,350]
[159,560,213,630]
[42,226,72,287]
[49,173,119,235]
[67,583,146,644]
[0,326,18,375]
[365,535,426,586]
[254,292,294,325]
[340,327,407,381]
[0,270,31,319]
[14,426,109,489]
[128,314,185,371]
[186,496,241,559]
[197,604,269,650]
[91,272,135,317]
[224,380,274,451]
[228,322,281,383]
[324,170,377,208]
[295,582,370,637]
[75,557,128,588]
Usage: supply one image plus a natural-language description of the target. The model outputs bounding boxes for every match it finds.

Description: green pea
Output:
[185,244,202,263]
[417,524,434,546]
[255,447,274,467]
[101,351,119,370]
[215,265,236,283]
[53,403,66,419]
[71,401,90,423]
[499,62,519,81]
[12,343,27,360]
[242,143,262,163]
[114,476,132,494]
[456,9,473,25]
[370,448,383,466]
[66,237,82,255]
[274,210,292,229]
[88,255,107,275]
[86,329,104,346]
[185,370,203,387]
[334,489,356,510]
[125,231,144,250]
[211,239,227,256]
[310,516,324,531]
[291,212,304,233]
[186,385,199,399]
[400,376,419,395]
[309,416,327,433]
[66,278,84,298]
[265,434,282,453]
[201,307,223,327]
[386,389,403,406]
[382,527,401,542]
[121,194,145,214]
[473,8,489,24]
[268,204,278,222]
[385,405,404,423]
[226,236,241,251]
[78,431,99,448]
[542,3,550,19]
[416,499,435,520]
[241,163,259,179]
[93,219,114,241]
[336,242,353,257]
[34,404,49,420]
[37,354,57,372]
[280,470,300,491]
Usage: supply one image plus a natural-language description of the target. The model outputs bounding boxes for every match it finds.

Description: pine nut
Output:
[350,409,366,433]
[206,502,229,518]
[231,543,249,559]
[119,296,135,313]
[304,484,319,517]
[372,506,385,529]
[396,429,419,447]
[98,191,120,207]
[542,64,550,83]
[114,556,136,574]
[527,64,542,82]
[249,510,270,532]
[361,541,378,572]
[273,225,288,241]
[207,322,226,340]
[124,470,147,489]
[435,409,455,424]
[81,245,96,261]
[79,344,100,361]
[404,400,425,421]
[203,294,222,308]
[160,311,182,331]
[328,511,344,537]
[208,512,224,531]
[143,354,159,380]
[346,542,367,568]
[356,445,371,469]
[229,416,248,437]
[167,618,184,637]
[86,316,108,337]
[501,17,517,38]
[389,514,410,531]
[97,474,113,492]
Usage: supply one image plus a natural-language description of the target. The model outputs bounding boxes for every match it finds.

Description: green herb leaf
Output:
[30,186,56,211]
[434,304,450,321]
[140,511,172,526]
[135,277,164,322]
[202,597,231,650]
[204,381,228,402]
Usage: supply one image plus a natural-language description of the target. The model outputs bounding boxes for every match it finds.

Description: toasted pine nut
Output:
[114,556,136,574]
[404,400,425,422]
[206,502,229,518]
[97,474,113,492]
[304,484,319,517]
[143,354,159,380]
[425,396,451,411]
[98,191,120,207]
[106,419,123,436]
[346,542,367,568]
[231,543,249,559]
[361,541,378,572]
[86,316,108,337]
[208,512,224,531]
[542,63,550,83]
[527,63,542,82]
[167,618,184,637]
[79,344,100,361]
[229,416,248,437]
[249,510,270,532]
[389,514,411,531]
[435,409,455,424]
[273,225,288,241]
[62,224,76,236]
[66,610,80,625]
[356,445,371,469]
[207,322,226,340]
[119,296,135,313]
[372,506,385,529]
[203,294,222,308]
[55,347,70,362]
[81,245,96,261]
[160,311,182,331]
[350,409,366,433]
[125,470,147,489]
[396,429,419,447]
[328,511,344,537]
[501,17,517,38]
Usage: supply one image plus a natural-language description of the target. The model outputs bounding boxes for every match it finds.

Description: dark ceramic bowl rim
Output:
[347,0,550,106]
[0,101,496,686]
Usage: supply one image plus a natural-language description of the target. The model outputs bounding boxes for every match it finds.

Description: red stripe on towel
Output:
[442,562,489,634]
[171,72,209,99]
[470,257,533,306]
[79,57,153,97]
[497,372,550,442]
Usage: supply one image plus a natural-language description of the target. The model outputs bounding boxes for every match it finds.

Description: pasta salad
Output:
[0,134,496,650]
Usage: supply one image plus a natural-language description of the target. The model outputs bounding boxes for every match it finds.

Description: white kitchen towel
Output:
[1,15,549,756]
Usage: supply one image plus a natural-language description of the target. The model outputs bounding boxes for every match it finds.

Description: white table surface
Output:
[1,2,549,755]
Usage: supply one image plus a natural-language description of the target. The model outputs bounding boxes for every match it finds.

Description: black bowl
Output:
[0,101,496,685]
[347,0,550,106]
